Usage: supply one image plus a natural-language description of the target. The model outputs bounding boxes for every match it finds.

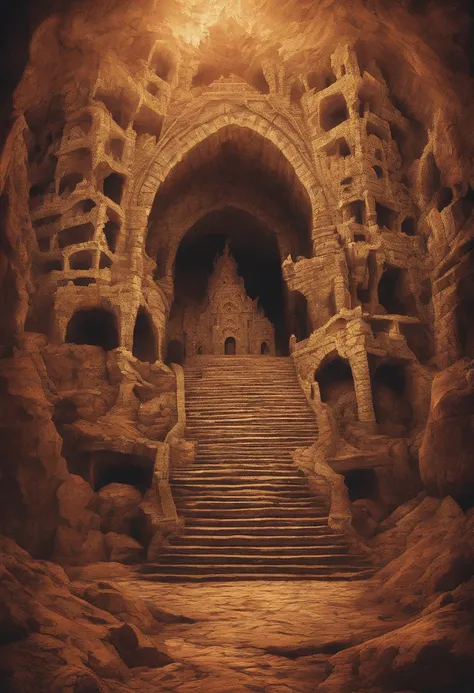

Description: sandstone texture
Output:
[419,358,474,502]
[0,0,472,689]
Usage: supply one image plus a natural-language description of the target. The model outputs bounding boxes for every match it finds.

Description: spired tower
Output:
[183,245,275,357]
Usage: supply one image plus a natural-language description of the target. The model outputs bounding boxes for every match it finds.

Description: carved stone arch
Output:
[163,202,292,279]
[133,106,331,249]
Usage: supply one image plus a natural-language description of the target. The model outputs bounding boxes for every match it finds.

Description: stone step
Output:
[137,563,372,577]
[133,571,373,582]
[182,519,329,529]
[168,533,345,546]
[172,491,323,500]
[191,452,307,458]
[173,462,307,469]
[175,499,326,508]
[170,483,310,493]
[172,492,324,501]
[179,508,328,519]
[172,477,308,486]
[152,553,367,566]
[190,440,315,446]
[188,431,316,437]
[185,423,317,430]
[163,546,349,556]
[172,468,305,478]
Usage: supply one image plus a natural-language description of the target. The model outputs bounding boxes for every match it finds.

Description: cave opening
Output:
[65,308,119,351]
[168,208,290,355]
[132,308,157,363]
[92,451,154,493]
[314,355,355,405]
[378,265,417,316]
[166,339,184,365]
[344,468,378,502]
[145,125,312,360]
[371,360,413,436]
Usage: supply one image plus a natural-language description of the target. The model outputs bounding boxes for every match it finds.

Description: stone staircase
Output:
[140,356,372,581]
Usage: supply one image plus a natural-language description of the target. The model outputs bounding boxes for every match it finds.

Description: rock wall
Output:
[0,0,472,562]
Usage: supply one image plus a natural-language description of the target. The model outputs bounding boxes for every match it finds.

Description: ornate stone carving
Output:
[183,244,275,356]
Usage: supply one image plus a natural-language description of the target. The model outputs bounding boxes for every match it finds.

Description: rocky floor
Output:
[112,576,408,692]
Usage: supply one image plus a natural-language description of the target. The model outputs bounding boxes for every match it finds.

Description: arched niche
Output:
[132,308,157,363]
[70,449,154,493]
[144,123,314,267]
[315,354,355,404]
[167,208,288,356]
[224,336,237,355]
[166,339,184,365]
[377,265,418,317]
[314,353,358,429]
[65,308,119,351]
[370,359,413,436]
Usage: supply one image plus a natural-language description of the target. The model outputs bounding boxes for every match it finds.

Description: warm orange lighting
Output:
[170,0,250,46]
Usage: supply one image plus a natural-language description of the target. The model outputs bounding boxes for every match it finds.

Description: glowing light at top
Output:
[169,0,256,46]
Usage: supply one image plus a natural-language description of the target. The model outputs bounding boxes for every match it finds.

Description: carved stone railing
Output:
[144,363,193,559]
[165,363,195,467]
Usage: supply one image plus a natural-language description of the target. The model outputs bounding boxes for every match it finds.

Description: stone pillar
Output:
[349,348,376,424]
[364,193,377,226]
[127,207,150,276]
[118,280,141,351]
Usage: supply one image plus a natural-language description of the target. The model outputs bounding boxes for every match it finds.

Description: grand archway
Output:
[166,207,299,358]
[145,125,313,360]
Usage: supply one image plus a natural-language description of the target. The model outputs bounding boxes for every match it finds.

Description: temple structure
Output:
[0,1,473,688]
[167,244,275,358]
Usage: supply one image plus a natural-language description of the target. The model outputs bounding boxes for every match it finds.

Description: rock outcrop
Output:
[419,358,474,502]
[0,536,173,693]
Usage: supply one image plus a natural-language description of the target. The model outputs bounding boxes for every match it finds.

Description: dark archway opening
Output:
[315,356,355,405]
[288,292,311,341]
[132,308,157,363]
[92,451,154,493]
[371,361,413,436]
[401,216,416,236]
[146,126,313,360]
[315,354,359,430]
[378,265,417,316]
[344,469,379,502]
[261,341,270,355]
[103,173,124,205]
[167,339,184,365]
[320,94,349,131]
[146,127,312,262]
[225,337,236,355]
[65,308,119,351]
[170,208,290,355]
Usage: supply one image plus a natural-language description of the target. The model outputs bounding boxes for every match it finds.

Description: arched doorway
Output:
[145,126,313,362]
[132,308,157,363]
[370,359,413,436]
[65,308,119,351]
[225,337,236,355]
[166,209,287,357]
[260,341,270,355]
[167,339,184,365]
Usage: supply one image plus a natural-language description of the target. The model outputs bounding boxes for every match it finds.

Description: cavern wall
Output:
[0,0,472,563]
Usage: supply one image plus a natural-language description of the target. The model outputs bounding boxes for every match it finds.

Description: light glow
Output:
[169,0,255,46]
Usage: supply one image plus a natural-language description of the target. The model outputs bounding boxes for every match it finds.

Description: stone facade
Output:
[168,245,275,358]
